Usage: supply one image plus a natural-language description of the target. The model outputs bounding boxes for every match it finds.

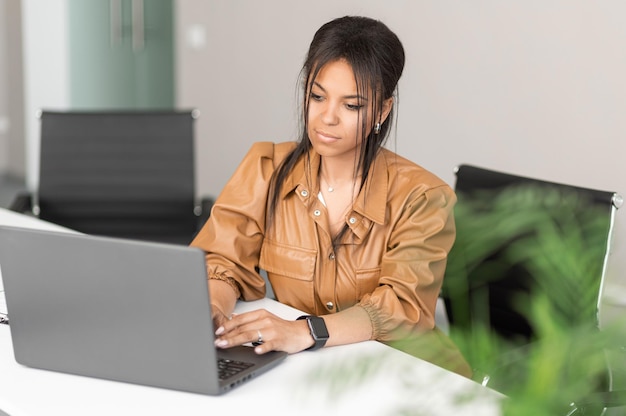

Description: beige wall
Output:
[5,0,25,179]
[1,0,623,317]
[0,1,8,172]
[175,1,626,298]
[0,0,25,179]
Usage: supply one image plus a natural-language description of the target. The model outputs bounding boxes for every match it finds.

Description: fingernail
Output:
[215,339,228,348]
[215,326,224,335]
[254,346,263,354]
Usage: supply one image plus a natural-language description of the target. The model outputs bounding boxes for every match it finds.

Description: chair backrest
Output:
[442,164,622,345]
[36,110,198,245]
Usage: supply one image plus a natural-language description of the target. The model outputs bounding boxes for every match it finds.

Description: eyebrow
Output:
[312,81,368,101]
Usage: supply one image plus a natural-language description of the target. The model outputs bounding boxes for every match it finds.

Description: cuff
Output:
[209,272,242,299]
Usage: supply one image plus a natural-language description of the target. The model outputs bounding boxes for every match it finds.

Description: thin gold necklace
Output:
[320,172,361,194]
[320,175,335,193]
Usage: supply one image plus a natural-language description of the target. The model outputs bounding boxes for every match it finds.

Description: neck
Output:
[319,158,362,194]
[320,158,360,185]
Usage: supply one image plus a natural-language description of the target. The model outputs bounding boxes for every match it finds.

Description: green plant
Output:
[444,185,621,414]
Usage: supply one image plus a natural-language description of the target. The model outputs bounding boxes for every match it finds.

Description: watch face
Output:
[309,317,329,339]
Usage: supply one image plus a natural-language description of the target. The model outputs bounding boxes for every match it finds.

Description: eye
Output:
[310,92,324,102]
[346,103,364,111]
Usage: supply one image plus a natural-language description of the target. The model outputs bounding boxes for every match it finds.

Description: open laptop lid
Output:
[0,225,286,395]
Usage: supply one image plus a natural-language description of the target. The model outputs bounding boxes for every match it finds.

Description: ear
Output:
[379,97,393,124]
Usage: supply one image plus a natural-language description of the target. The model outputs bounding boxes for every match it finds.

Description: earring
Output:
[374,122,381,134]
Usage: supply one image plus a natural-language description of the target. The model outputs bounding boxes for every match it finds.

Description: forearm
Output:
[213,299,373,354]
[209,278,238,317]
[322,305,372,347]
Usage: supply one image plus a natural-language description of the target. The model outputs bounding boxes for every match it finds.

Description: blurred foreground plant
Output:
[444,185,624,415]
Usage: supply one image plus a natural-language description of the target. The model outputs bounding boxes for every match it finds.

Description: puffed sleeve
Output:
[357,184,456,341]
[190,141,283,300]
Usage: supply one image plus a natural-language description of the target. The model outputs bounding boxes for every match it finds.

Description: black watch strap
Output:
[297,315,329,351]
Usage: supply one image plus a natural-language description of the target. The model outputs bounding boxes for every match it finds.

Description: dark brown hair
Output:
[268,16,405,243]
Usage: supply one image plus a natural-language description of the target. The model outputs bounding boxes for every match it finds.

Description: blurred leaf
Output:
[443,183,620,413]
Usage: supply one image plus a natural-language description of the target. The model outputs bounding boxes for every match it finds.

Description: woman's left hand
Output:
[214,309,314,354]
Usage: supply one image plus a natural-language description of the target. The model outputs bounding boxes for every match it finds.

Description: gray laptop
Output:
[0,225,287,395]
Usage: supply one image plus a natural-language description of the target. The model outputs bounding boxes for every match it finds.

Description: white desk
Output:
[0,207,76,233]
[0,208,503,415]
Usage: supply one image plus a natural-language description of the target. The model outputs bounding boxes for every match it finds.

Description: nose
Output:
[320,101,339,126]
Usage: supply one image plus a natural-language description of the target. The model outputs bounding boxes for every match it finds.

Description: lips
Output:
[315,129,340,142]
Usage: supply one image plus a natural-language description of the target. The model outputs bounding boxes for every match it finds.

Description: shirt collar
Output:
[281,146,319,201]
[281,146,388,225]
[353,151,387,225]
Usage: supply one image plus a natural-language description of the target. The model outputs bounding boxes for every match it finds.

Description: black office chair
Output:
[10,110,213,245]
[440,164,625,415]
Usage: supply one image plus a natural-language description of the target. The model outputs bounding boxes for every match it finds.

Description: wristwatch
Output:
[297,315,329,351]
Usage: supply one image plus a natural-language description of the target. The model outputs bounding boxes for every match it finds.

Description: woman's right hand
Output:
[211,304,231,331]
[208,278,238,332]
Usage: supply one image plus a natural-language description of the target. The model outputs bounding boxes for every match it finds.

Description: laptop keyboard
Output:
[217,358,254,380]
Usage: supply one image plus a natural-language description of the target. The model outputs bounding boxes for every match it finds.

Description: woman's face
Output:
[306,59,392,162]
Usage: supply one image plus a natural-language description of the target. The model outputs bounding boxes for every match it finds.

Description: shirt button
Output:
[328,253,335,260]
[314,209,321,216]
[326,302,334,311]
[300,190,309,197]
[349,217,357,224]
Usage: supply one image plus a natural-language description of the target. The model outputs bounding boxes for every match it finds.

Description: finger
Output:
[213,313,227,329]
[253,343,267,354]
[211,304,231,325]
[219,309,267,333]
[215,327,266,349]
[251,338,292,355]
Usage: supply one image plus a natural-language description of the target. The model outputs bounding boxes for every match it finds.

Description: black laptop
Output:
[0,225,287,395]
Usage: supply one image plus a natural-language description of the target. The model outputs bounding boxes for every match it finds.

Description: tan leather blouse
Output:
[190,141,456,342]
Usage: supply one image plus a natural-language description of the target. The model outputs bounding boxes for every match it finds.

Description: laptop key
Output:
[217,358,254,380]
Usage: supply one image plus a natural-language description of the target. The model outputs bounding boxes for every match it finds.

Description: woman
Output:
[191,16,469,376]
